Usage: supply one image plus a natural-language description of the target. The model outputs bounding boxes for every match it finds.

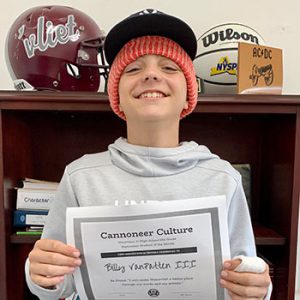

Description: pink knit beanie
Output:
[107,35,198,120]
[104,9,198,120]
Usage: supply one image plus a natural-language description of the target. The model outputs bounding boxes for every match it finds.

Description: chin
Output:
[141,113,180,123]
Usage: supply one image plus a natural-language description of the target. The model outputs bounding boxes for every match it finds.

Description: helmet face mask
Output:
[6,5,109,92]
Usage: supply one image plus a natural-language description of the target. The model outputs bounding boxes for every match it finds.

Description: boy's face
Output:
[118,54,188,124]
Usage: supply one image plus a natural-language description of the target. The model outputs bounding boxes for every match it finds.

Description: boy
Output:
[26,8,271,299]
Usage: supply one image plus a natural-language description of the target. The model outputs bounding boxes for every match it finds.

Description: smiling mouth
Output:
[138,91,167,99]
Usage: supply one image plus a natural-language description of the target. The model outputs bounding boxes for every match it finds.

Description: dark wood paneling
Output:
[0,91,299,300]
[0,111,7,300]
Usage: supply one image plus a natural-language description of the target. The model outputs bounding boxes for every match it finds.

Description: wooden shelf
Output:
[10,233,41,244]
[0,90,299,113]
[253,224,286,246]
[10,223,287,246]
[1,91,299,300]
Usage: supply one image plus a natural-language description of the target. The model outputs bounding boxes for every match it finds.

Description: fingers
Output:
[228,256,267,274]
[221,266,270,287]
[227,290,261,300]
[29,246,81,268]
[222,258,270,286]
[28,239,82,288]
[220,259,270,299]
[30,260,77,277]
[220,276,268,299]
[220,268,270,299]
[34,239,80,258]
[30,273,65,288]
[223,259,242,270]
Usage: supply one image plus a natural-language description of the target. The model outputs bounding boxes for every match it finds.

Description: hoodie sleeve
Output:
[24,167,78,299]
[228,178,273,299]
[227,177,256,258]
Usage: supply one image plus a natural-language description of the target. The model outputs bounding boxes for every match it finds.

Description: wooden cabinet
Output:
[0,91,299,299]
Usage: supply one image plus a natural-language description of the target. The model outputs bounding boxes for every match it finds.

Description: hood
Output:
[108,137,219,177]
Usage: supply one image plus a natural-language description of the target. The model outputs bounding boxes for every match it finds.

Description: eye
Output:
[123,63,141,74]
[163,65,178,71]
[162,65,181,73]
[124,67,140,73]
[160,59,181,73]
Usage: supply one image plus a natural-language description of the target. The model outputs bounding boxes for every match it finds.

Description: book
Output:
[15,225,44,236]
[17,178,59,190]
[16,231,42,235]
[27,225,44,231]
[16,188,56,210]
[13,209,48,227]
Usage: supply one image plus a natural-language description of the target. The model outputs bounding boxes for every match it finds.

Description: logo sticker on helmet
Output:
[19,15,80,59]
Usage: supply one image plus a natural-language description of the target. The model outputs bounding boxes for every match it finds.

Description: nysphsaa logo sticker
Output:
[148,289,160,297]
[210,56,237,76]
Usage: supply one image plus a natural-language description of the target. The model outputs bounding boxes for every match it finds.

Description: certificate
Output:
[66,196,230,300]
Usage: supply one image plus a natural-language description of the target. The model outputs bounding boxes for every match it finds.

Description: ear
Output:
[183,100,189,110]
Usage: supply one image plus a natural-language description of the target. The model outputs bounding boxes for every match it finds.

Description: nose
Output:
[143,67,161,82]
[145,74,158,81]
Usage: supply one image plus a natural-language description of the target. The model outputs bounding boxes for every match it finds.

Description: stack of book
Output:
[13,178,59,236]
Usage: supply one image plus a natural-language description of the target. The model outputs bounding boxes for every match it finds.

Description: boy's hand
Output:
[28,238,82,288]
[220,258,271,299]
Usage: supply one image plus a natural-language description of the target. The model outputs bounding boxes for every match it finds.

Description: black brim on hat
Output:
[104,8,197,65]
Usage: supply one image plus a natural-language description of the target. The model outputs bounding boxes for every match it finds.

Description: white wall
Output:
[1,0,300,93]
[1,0,300,296]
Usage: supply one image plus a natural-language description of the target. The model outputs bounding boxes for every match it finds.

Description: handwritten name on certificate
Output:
[66,196,230,300]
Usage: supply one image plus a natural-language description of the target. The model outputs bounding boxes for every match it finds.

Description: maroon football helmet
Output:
[6,5,108,91]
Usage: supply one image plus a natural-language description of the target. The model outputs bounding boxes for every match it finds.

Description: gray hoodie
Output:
[25,137,255,299]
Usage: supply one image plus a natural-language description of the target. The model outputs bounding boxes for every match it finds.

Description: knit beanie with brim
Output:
[104,9,198,120]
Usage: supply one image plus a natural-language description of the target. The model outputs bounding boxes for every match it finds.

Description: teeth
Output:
[139,92,165,99]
